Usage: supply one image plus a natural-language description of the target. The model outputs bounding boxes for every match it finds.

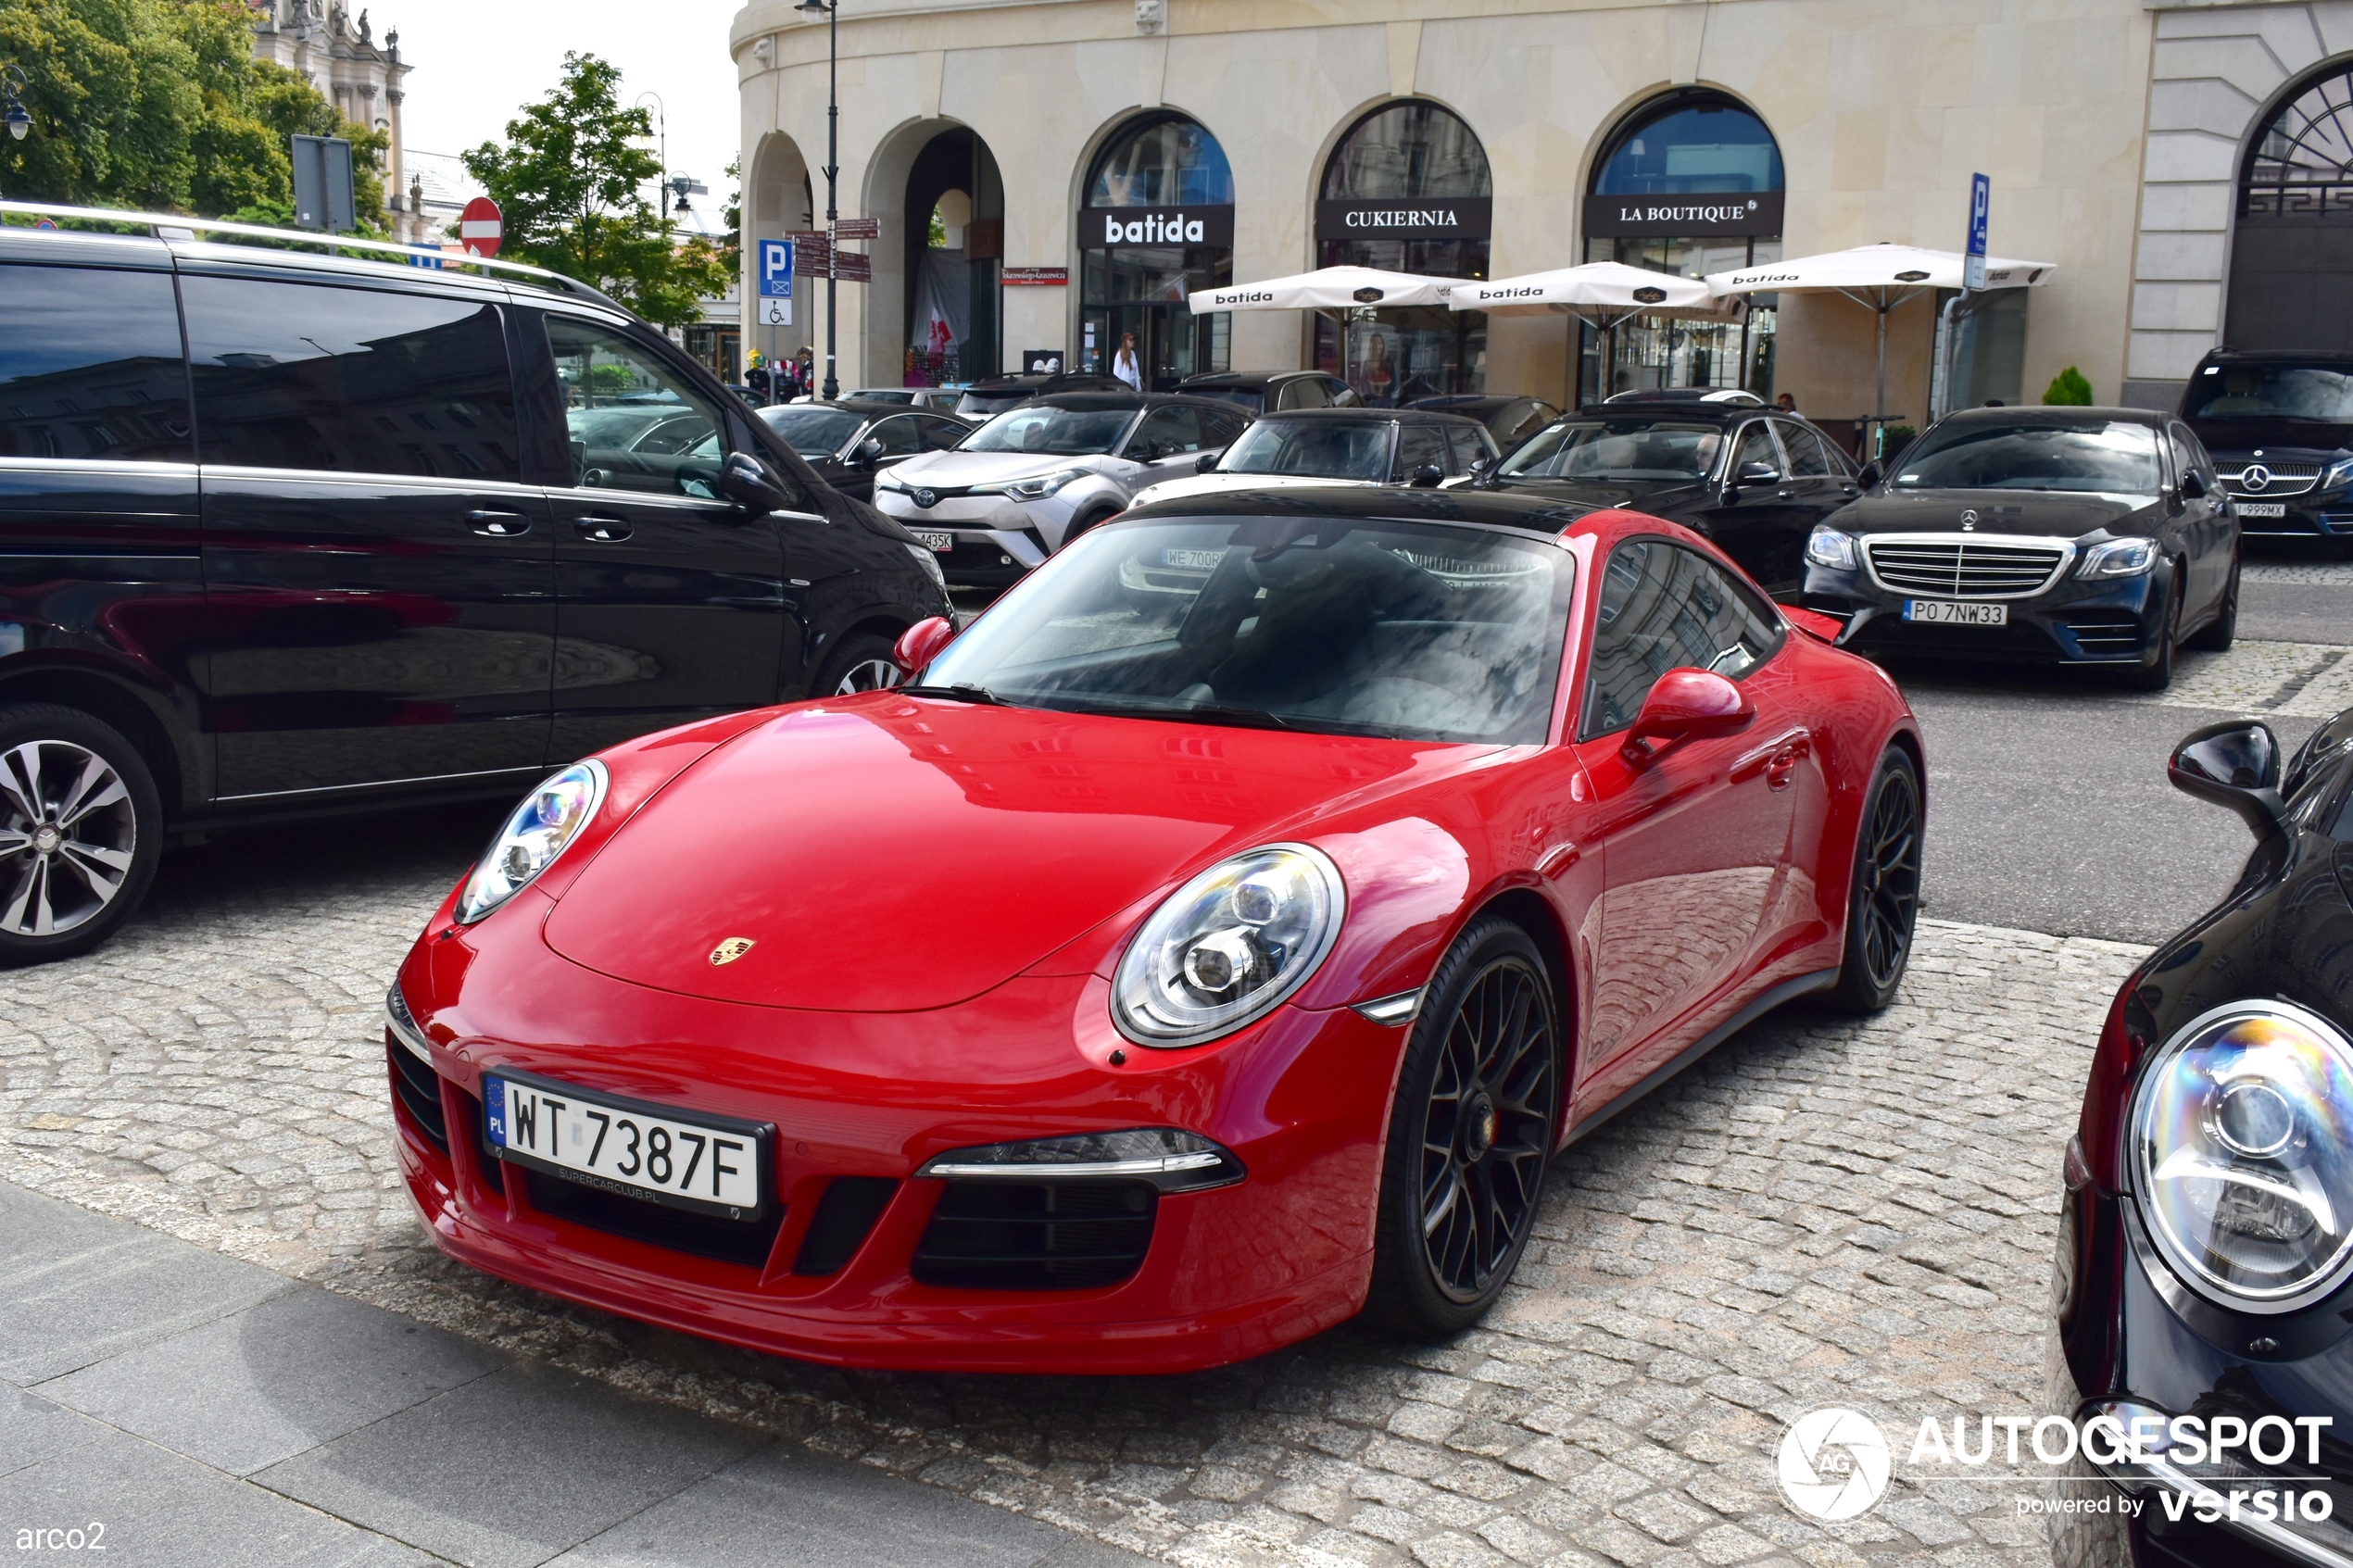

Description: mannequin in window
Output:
[1113,332,1142,390]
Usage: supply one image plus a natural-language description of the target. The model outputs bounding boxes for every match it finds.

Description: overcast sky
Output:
[384,1,745,200]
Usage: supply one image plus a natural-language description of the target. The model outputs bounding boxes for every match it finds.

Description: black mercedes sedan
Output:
[1470,402,1859,593]
[1799,407,2239,690]
[2049,714,2353,1567]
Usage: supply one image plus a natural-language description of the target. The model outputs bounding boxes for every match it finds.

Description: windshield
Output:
[2185,365,2353,424]
[1499,420,1723,482]
[1894,420,2162,494]
[1215,420,1392,481]
[963,405,1136,456]
[759,406,863,457]
[921,515,1573,744]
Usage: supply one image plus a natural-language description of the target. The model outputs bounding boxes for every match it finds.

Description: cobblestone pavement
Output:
[2244,561,2353,586]
[0,794,2156,1568]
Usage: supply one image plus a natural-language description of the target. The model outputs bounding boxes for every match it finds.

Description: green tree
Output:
[2043,366,2095,406]
[460,53,729,329]
[0,0,384,225]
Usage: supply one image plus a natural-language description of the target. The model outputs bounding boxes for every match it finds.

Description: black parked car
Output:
[1470,402,1858,592]
[1405,395,1563,451]
[749,399,974,502]
[952,370,1131,421]
[2180,349,2353,550]
[1800,406,2238,690]
[0,210,950,964]
[2050,713,2353,1566]
[1126,406,1499,509]
[1175,370,1361,414]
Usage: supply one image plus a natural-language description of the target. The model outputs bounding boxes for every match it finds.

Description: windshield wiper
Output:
[1064,697,1294,731]
[901,683,1010,706]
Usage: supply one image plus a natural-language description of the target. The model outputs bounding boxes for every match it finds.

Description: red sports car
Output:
[384,488,1924,1374]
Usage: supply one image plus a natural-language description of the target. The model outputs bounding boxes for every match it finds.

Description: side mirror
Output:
[1736,460,1781,484]
[855,437,886,467]
[1407,464,1445,488]
[892,616,957,677]
[1194,451,1219,473]
[1622,668,1755,762]
[2181,470,2208,500]
[1857,461,1882,489]
[2170,720,2288,840]
[720,452,788,513]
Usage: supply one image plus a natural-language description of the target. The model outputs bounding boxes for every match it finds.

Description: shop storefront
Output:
[1079,115,1234,390]
[1579,90,1781,403]
[1315,100,1491,402]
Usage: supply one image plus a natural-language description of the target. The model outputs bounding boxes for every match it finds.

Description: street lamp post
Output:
[795,0,840,399]
[2,64,32,142]
[635,91,670,221]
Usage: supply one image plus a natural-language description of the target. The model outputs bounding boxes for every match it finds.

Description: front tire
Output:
[2185,554,2239,653]
[1828,747,1922,1014]
[0,704,163,966]
[812,633,902,696]
[2122,569,2182,692]
[1365,916,1560,1335]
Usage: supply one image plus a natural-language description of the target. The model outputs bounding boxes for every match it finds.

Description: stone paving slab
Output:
[0,804,2154,1566]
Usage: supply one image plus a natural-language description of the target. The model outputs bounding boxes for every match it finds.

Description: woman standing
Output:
[1112,332,1143,391]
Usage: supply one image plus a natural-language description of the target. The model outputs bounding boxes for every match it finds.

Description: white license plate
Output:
[484,1072,767,1217]
[2237,503,2287,519]
[1162,547,1225,570]
[912,530,954,552]
[1904,599,2008,626]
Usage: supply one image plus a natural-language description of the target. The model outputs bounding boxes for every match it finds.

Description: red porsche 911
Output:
[384,488,1924,1374]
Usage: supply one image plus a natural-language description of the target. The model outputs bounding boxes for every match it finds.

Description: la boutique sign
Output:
[1086,206,1235,248]
[1585,191,1785,239]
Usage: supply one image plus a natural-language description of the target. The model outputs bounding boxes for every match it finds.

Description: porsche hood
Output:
[539,698,1433,1012]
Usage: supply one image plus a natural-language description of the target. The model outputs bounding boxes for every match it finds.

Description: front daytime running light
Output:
[455,760,608,923]
[1805,525,1857,570]
[2080,537,2158,578]
[996,467,1087,501]
[916,1128,1244,1192]
[2323,457,2353,493]
[2132,999,2353,1312]
[1113,844,1345,1047]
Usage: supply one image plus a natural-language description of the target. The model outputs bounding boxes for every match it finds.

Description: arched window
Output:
[1079,114,1236,388]
[2230,62,2353,351]
[1315,101,1493,401]
[1583,91,1784,401]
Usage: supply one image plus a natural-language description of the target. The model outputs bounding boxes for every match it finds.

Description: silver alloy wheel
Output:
[0,739,138,937]
[834,659,902,696]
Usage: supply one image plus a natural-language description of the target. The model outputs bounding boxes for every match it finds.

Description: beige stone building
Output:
[249,0,435,245]
[729,0,2353,436]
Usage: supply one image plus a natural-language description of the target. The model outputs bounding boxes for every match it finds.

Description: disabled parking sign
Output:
[759,240,794,325]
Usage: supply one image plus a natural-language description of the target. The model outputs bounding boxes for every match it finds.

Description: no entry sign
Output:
[459,197,502,257]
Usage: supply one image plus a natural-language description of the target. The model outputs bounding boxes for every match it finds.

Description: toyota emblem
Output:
[2241,465,2271,493]
[912,487,938,508]
[1959,508,1978,530]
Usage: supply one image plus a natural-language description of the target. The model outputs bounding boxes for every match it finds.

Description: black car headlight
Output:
[2080,538,2158,578]
[916,1128,1244,1192]
[1112,845,1345,1047]
[455,760,607,923]
[1806,525,1858,570]
[2131,1000,2353,1312]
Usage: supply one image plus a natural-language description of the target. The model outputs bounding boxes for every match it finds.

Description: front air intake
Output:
[912,1179,1156,1290]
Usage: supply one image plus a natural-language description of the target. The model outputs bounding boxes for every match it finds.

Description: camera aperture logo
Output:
[1778,1408,1893,1521]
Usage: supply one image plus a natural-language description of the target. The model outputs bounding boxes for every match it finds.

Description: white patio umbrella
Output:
[1449,263,1740,402]
[1188,265,1466,314]
[1704,244,2056,448]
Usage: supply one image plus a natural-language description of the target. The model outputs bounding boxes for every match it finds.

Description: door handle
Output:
[1777,488,1796,499]
[467,509,531,537]
[573,517,634,544]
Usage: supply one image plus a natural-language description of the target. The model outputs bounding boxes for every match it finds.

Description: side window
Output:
[182,276,518,479]
[545,318,727,498]
[1395,422,1449,477]
[1441,423,1486,473]
[1327,377,1363,408]
[1582,540,1783,738]
[1202,408,1248,448]
[917,416,966,450]
[1780,424,1833,477]
[866,416,923,458]
[2169,424,2212,489]
[1816,430,1858,477]
[1277,378,1328,410]
[1130,405,1205,458]
[0,264,192,464]
[1729,421,1781,478]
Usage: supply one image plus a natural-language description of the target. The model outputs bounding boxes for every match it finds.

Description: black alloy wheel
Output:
[2125,567,2183,691]
[812,633,903,697]
[1367,916,1559,1334]
[1829,748,1922,1014]
[0,703,163,966]
[2186,552,2239,653]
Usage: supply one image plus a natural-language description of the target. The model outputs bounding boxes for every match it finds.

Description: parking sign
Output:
[758,239,794,325]
[1964,173,1989,291]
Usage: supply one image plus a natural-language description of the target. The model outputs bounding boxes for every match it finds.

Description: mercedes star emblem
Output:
[1959,509,1978,530]
[2241,465,2271,493]
[912,487,938,508]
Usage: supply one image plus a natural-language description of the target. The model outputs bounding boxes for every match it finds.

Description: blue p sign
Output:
[760,240,795,298]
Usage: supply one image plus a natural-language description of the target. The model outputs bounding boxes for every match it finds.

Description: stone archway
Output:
[2228,59,2353,353]
[859,119,1004,392]
[745,132,814,380]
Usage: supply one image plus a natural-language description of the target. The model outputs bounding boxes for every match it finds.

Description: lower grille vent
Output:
[523,1171,782,1270]
[388,1041,448,1153]
[792,1177,900,1275]
[912,1179,1156,1291]
[2067,619,2142,657]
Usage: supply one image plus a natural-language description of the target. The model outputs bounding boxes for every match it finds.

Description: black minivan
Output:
[0,213,950,963]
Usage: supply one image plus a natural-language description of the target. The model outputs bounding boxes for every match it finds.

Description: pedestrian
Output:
[797,346,817,401]
[1112,332,1142,390]
[1775,392,1798,414]
[746,353,772,405]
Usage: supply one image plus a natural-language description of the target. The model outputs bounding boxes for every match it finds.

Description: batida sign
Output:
[1585,190,1785,238]
[1085,206,1235,248]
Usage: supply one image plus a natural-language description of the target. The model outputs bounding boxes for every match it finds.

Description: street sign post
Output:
[409,245,444,270]
[833,217,879,240]
[758,239,794,326]
[459,196,503,258]
[291,135,356,233]
[1964,172,1990,293]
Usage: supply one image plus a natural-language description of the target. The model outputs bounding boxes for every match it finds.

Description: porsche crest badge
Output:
[709,937,756,966]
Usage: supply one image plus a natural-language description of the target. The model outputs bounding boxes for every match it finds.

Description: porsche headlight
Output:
[2080,538,2158,578]
[1112,845,1344,1047]
[455,760,608,923]
[2132,1000,2353,1312]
